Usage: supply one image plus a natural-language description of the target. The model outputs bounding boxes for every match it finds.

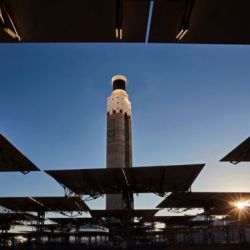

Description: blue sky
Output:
[0,43,250,213]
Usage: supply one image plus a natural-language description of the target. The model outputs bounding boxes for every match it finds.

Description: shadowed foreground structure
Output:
[1,0,250,44]
[1,160,250,249]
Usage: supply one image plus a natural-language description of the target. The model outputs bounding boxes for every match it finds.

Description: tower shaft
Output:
[107,113,132,169]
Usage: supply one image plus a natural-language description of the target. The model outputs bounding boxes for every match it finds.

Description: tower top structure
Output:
[111,74,127,91]
[107,75,131,116]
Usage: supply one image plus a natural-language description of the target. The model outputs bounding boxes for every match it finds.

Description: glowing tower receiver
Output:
[106,75,133,209]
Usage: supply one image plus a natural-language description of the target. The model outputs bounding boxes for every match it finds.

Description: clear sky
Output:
[0,43,250,214]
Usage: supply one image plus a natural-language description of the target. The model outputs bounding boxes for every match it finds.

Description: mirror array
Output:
[1,0,250,44]
[0,132,250,249]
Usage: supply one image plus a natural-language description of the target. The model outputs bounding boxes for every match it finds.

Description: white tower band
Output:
[106,75,133,209]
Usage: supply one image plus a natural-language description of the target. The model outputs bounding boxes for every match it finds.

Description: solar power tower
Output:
[106,75,133,209]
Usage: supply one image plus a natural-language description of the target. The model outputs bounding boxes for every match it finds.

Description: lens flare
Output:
[235,201,248,209]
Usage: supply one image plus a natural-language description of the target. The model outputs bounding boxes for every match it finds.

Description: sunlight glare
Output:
[235,201,248,210]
